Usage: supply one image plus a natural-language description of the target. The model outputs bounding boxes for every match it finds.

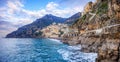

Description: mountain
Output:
[6,14,67,38]
[65,12,81,24]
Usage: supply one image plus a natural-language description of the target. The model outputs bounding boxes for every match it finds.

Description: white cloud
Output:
[44,2,82,17]
[46,2,59,10]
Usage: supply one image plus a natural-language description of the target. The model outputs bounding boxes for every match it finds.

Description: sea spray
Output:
[48,38,63,44]
[58,45,97,62]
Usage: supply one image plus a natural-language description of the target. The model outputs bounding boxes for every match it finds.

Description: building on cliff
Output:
[40,23,70,38]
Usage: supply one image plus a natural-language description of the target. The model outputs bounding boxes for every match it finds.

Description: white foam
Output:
[48,38,62,44]
[58,49,70,60]
[58,45,97,62]
[68,45,81,50]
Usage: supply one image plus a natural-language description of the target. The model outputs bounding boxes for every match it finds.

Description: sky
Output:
[0,0,95,37]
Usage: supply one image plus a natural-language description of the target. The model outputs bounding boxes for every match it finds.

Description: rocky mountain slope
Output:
[65,12,81,24]
[6,14,67,38]
[62,0,120,62]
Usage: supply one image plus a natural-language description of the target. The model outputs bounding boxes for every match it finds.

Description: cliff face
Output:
[62,0,120,62]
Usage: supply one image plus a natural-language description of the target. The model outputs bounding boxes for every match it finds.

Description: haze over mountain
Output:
[0,21,17,37]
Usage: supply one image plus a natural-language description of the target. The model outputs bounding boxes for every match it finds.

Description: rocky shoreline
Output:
[61,36,120,62]
[61,23,120,62]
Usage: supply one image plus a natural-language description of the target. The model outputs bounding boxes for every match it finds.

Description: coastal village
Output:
[40,23,69,38]
[38,22,78,38]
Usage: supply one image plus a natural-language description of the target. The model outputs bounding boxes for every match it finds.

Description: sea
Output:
[0,38,97,62]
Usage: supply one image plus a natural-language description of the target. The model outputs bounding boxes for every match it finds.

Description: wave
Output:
[57,45,97,62]
[48,38,62,44]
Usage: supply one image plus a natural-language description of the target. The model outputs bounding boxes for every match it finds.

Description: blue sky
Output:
[23,0,52,10]
[0,0,95,37]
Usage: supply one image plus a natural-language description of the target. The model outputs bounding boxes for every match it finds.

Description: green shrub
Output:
[97,1,108,15]
[82,15,86,20]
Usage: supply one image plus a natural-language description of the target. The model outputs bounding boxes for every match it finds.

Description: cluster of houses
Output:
[40,23,70,38]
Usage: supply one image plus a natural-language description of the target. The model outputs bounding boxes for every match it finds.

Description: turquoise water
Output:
[0,38,97,62]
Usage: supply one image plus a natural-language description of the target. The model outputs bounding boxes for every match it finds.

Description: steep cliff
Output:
[62,0,120,62]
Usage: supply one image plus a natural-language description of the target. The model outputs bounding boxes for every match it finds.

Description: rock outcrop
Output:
[108,0,120,20]
[83,1,93,15]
